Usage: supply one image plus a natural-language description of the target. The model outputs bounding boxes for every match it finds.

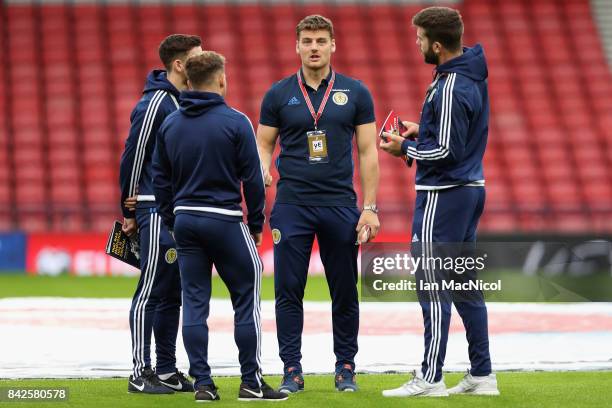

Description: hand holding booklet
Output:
[105,220,140,268]
[379,110,415,167]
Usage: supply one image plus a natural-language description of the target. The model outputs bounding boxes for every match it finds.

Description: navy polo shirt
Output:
[259,69,375,207]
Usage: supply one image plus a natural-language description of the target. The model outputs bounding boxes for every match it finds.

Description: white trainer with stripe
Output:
[382,371,448,398]
[447,370,500,396]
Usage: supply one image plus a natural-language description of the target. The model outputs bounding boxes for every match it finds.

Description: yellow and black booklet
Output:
[105,221,140,268]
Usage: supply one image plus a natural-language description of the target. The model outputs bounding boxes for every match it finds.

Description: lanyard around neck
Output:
[297,69,336,130]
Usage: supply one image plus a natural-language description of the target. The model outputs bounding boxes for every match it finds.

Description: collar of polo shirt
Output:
[299,67,334,90]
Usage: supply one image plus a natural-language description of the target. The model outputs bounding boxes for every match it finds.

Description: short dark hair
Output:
[412,7,463,52]
[185,51,225,87]
[158,34,202,71]
[296,15,334,39]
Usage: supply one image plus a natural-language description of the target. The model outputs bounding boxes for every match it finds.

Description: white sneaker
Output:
[382,371,448,397]
[447,370,500,396]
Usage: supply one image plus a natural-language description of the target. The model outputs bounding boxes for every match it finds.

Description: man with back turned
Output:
[152,51,288,403]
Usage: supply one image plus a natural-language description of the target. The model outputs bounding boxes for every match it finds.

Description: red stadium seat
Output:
[0,174,10,206]
[18,213,49,233]
[15,182,47,208]
[51,212,86,232]
[50,183,82,206]
[48,148,79,167]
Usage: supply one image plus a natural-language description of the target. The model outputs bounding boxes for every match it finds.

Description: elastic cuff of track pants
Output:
[155,365,177,376]
[194,378,215,388]
[284,362,303,372]
[335,361,355,371]
[242,378,260,389]
[469,368,492,377]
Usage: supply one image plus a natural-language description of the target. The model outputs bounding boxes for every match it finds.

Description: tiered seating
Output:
[463,0,612,232]
[7,5,47,231]
[1,0,611,233]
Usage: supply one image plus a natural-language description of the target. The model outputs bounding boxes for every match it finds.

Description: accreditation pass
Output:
[307,130,329,164]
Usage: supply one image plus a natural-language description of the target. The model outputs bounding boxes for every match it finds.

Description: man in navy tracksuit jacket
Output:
[381,7,498,397]
[152,51,287,402]
[119,34,201,394]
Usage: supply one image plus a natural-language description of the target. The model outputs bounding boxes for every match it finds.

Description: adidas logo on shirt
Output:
[287,96,300,106]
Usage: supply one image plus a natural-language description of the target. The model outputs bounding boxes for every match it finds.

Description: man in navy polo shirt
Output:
[257,15,380,393]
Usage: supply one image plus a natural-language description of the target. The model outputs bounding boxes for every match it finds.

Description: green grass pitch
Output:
[1,372,611,407]
[0,274,333,301]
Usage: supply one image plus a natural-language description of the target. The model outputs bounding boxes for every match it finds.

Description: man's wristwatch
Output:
[363,204,379,214]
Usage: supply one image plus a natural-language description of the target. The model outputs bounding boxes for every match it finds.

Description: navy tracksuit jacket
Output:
[401,45,492,382]
[118,70,182,378]
[152,90,266,388]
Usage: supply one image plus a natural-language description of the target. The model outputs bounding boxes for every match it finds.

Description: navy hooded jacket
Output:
[119,70,180,217]
[401,44,489,190]
[152,91,265,234]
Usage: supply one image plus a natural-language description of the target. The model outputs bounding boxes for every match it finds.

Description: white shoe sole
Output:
[127,390,173,395]
[237,397,288,402]
[279,388,302,394]
[382,391,449,398]
[450,389,500,396]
